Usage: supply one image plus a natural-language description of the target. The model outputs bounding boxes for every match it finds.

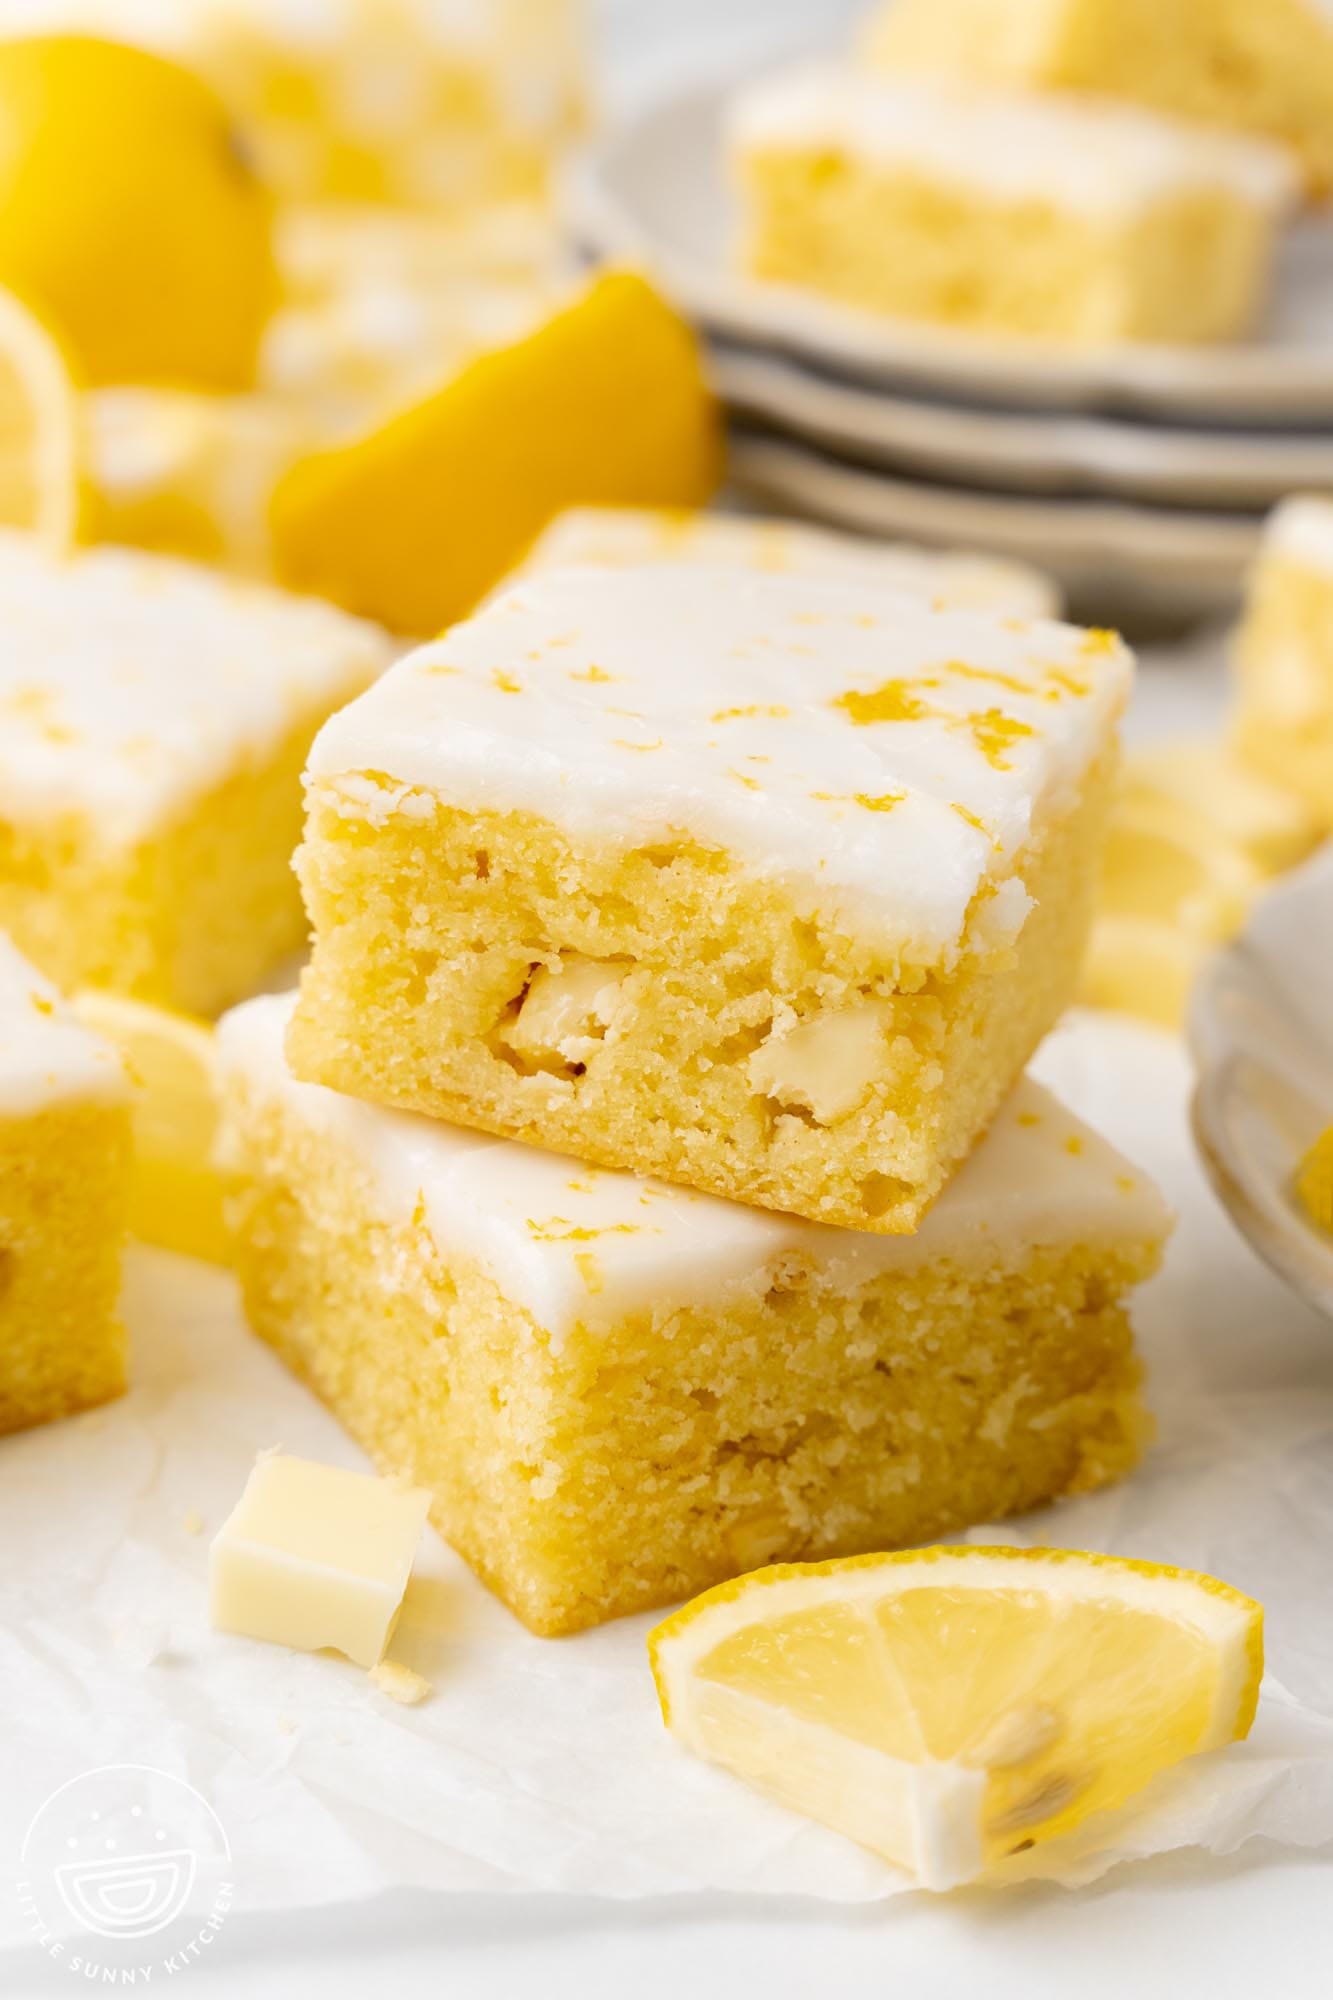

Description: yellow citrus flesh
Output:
[1296,1125,1333,1234]
[71,993,228,1266]
[0,36,275,390]
[0,281,84,543]
[650,1545,1262,1891]
[270,268,722,634]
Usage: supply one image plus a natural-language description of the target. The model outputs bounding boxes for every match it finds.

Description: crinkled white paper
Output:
[3,1011,1333,1936]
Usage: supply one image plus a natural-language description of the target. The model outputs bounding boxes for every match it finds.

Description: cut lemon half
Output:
[0,281,84,543]
[1123,740,1321,877]
[71,992,227,1265]
[650,1546,1262,1891]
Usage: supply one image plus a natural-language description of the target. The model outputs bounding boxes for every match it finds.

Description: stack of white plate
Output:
[570,80,1333,628]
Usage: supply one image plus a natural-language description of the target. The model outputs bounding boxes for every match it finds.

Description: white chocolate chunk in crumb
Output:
[748,1002,892,1124]
[500,956,628,1067]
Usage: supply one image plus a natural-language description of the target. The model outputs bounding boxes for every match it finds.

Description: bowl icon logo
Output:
[19,1764,232,1966]
[54,1845,198,1939]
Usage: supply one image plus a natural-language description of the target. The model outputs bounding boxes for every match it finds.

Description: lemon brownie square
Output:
[862,0,1333,199]
[0,533,393,1015]
[1,934,131,1436]
[289,565,1130,1233]
[728,64,1296,344]
[1233,497,1333,826]
[219,992,1164,1636]
[511,506,1060,618]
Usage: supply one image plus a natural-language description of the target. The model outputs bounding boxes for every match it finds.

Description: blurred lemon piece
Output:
[270,269,722,633]
[1100,793,1263,939]
[1083,737,1316,1031]
[87,387,310,577]
[0,36,275,390]
[1081,915,1212,1031]
[1296,1125,1333,1234]
[1123,739,1322,875]
[650,1545,1262,1891]
[71,992,227,1266]
[0,281,84,542]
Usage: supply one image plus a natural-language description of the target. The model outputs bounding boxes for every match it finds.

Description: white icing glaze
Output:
[514,507,1059,619]
[1263,494,1333,577]
[0,533,393,845]
[218,992,1171,1350]
[0,934,126,1116]
[305,564,1131,963]
[729,62,1299,216]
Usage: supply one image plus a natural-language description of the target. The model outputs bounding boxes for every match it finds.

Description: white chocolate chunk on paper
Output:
[210,1453,430,1669]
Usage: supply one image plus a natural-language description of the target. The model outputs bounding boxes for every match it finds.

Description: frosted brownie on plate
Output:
[0,934,130,1436]
[220,992,1166,1635]
[0,534,391,1014]
[728,63,1296,344]
[288,564,1130,1233]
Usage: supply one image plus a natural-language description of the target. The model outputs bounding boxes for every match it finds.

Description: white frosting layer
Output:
[0,533,393,845]
[0,934,126,1116]
[305,564,1131,962]
[514,507,1059,619]
[218,992,1170,1349]
[730,62,1299,216]
[1263,494,1333,577]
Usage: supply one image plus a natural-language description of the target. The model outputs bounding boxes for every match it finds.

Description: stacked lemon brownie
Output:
[0,533,392,1014]
[0,934,130,1436]
[219,563,1168,1634]
[728,62,1296,344]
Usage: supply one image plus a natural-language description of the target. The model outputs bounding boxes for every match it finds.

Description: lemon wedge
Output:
[0,281,84,543]
[1296,1125,1333,1234]
[650,1545,1262,1890]
[271,269,721,633]
[71,992,228,1265]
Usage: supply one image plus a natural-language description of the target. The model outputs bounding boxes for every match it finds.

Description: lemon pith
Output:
[71,992,228,1266]
[650,1545,1263,1890]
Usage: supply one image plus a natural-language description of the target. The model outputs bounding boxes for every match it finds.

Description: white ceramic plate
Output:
[726,432,1261,626]
[714,344,1333,507]
[570,81,1333,423]
[1190,846,1333,1324]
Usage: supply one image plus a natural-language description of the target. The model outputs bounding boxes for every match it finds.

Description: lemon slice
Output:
[1080,913,1208,1031]
[1100,793,1262,941]
[650,1546,1262,1890]
[0,282,84,543]
[71,992,228,1265]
